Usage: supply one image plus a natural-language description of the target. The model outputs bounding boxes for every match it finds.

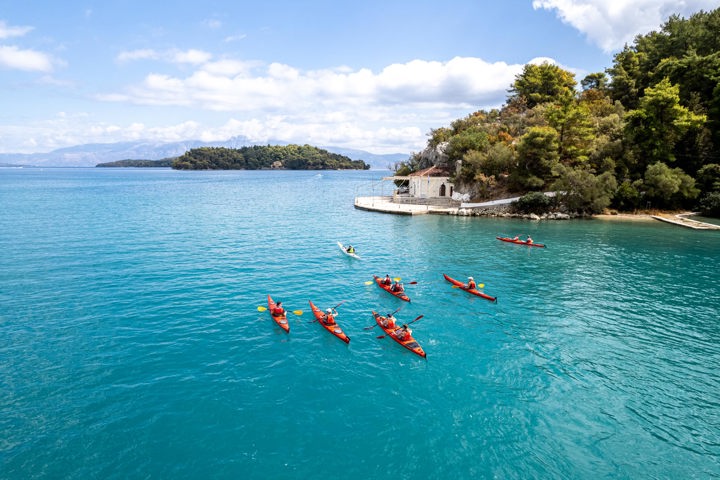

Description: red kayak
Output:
[373,275,411,302]
[443,273,497,303]
[373,311,426,358]
[267,294,290,332]
[496,236,546,248]
[309,301,350,344]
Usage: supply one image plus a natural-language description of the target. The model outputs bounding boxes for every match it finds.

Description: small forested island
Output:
[172,145,369,170]
[96,159,174,167]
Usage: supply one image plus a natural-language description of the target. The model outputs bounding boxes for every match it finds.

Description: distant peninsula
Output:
[172,145,370,170]
[96,159,174,167]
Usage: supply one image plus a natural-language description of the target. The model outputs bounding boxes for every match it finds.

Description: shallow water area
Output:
[1,168,719,479]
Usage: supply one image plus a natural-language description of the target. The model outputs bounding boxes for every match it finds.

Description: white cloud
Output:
[172,49,212,64]
[117,49,160,62]
[224,33,247,43]
[116,48,212,65]
[0,20,33,39]
[0,45,54,72]
[103,56,521,113]
[202,59,255,76]
[86,55,532,153]
[533,0,720,52]
[0,21,57,72]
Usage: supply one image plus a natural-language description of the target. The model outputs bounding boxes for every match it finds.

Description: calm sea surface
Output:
[1,168,719,479]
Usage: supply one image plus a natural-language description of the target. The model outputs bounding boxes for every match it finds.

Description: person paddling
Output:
[381,312,397,329]
[395,324,412,340]
[272,301,286,316]
[323,307,337,325]
[466,277,477,289]
[346,245,355,254]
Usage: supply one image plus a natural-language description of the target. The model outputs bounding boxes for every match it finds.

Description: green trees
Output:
[624,78,706,171]
[172,145,369,170]
[643,162,699,208]
[551,166,618,214]
[514,126,560,189]
[509,63,577,108]
[394,7,720,216]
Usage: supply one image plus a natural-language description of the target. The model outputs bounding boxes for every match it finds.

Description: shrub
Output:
[511,192,553,214]
[612,180,641,211]
[698,192,720,218]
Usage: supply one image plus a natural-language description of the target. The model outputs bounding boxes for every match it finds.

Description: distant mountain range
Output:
[0,136,407,170]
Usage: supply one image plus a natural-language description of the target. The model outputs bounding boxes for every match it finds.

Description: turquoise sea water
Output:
[1,168,719,479]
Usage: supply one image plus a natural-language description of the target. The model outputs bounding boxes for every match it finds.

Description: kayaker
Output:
[346,245,355,254]
[382,274,392,285]
[391,281,404,293]
[513,235,520,241]
[395,324,411,340]
[526,236,533,244]
[272,301,286,316]
[383,313,396,329]
[323,307,337,325]
[467,277,477,289]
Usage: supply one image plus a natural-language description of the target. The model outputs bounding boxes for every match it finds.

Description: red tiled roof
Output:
[408,165,450,177]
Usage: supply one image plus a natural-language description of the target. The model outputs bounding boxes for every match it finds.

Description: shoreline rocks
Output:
[450,205,577,220]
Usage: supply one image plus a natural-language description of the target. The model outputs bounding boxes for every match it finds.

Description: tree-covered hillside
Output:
[96,159,174,167]
[172,144,369,170]
[399,8,720,216]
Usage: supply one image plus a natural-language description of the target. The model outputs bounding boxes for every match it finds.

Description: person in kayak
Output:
[390,281,404,293]
[346,245,355,254]
[382,274,392,285]
[272,301,286,316]
[526,236,533,244]
[381,313,397,329]
[513,235,520,241]
[466,277,477,289]
[395,324,412,340]
[323,307,337,325]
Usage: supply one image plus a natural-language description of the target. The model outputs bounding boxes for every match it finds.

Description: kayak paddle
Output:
[257,305,303,315]
[452,283,484,289]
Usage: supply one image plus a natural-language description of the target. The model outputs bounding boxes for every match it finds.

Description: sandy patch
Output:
[594,213,655,222]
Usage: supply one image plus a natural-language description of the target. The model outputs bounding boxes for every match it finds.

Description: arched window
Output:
[439,183,446,197]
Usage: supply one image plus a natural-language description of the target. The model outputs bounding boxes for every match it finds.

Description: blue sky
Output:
[1,0,717,155]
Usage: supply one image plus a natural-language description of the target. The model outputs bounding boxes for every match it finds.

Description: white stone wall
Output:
[409,177,453,198]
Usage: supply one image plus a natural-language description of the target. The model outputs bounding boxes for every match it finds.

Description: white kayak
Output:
[337,241,360,259]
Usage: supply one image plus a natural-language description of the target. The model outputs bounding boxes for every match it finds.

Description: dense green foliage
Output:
[96,159,174,167]
[172,145,369,170]
[511,192,556,214]
[399,8,720,216]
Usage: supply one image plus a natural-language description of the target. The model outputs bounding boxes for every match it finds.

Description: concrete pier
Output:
[651,213,720,230]
[354,196,457,215]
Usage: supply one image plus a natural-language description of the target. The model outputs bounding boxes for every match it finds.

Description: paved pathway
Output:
[460,197,521,208]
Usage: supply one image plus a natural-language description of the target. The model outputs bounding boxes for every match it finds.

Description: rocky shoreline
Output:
[454,204,575,220]
[354,196,719,228]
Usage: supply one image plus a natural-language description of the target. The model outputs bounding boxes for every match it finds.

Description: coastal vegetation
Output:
[172,145,369,170]
[96,159,174,167]
[398,8,720,217]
